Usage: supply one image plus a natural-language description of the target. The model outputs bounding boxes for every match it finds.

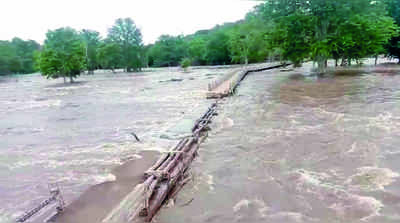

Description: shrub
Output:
[180,58,191,70]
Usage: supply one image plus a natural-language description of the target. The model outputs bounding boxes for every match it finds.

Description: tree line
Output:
[0,0,399,81]
[148,0,400,72]
[0,38,40,74]
[258,0,400,72]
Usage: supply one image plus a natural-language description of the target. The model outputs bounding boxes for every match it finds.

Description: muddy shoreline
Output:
[56,151,159,223]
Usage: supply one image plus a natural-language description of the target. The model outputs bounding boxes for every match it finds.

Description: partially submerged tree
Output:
[97,42,122,73]
[187,37,207,65]
[0,41,19,75]
[205,31,231,65]
[385,0,400,63]
[229,17,270,65]
[229,26,251,65]
[80,29,101,74]
[258,0,397,72]
[180,58,191,72]
[0,39,40,75]
[149,35,188,67]
[107,18,144,72]
[36,27,85,83]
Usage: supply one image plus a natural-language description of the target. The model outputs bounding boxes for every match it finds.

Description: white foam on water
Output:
[27,99,61,110]
[289,169,384,221]
[233,199,250,213]
[292,169,331,187]
[10,157,123,170]
[92,173,117,184]
[222,117,234,129]
[0,209,14,223]
[52,171,117,186]
[367,112,400,133]
[344,141,380,160]
[207,174,215,191]
[10,141,162,170]
[314,107,345,123]
[346,166,400,190]
[3,99,61,112]
[346,142,358,154]
[233,199,270,218]
[45,85,91,91]
[329,194,383,221]
[266,211,317,222]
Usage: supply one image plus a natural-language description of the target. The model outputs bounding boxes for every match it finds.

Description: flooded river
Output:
[0,67,234,222]
[158,63,400,223]
[2,62,400,223]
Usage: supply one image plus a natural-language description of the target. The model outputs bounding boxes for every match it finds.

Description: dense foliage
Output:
[180,58,191,71]
[106,18,145,72]
[0,38,39,75]
[148,35,187,67]
[147,20,270,67]
[386,0,400,62]
[147,0,398,70]
[36,27,86,83]
[2,1,400,78]
[33,18,146,82]
[255,0,398,71]
[81,29,101,74]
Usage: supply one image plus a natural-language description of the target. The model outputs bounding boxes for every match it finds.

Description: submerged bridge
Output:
[15,62,289,223]
[206,62,289,99]
[102,62,290,223]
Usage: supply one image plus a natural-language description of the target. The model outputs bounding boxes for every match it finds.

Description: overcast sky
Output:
[1,0,260,44]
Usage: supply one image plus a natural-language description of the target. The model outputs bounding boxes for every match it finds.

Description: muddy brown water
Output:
[156,63,400,223]
[0,67,235,222]
[2,63,400,223]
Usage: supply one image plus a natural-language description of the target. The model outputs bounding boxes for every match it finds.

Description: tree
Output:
[0,41,18,75]
[81,29,101,74]
[229,18,271,64]
[187,37,207,65]
[97,42,122,73]
[259,0,397,72]
[180,58,191,71]
[205,31,231,65]
[107,18,144,72]
[0,39,40,75]
[36,27,85,83]
[11,38,40,73]
[385,0,400,63]
[149,35,188,67]
[229,27,251,64]
[269,12,313,67]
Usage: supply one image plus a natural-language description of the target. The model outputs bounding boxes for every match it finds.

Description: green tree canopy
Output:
[0,38,39,75]
[187,37,207,65]
[149,35,188,67]
[205,31,231,65]
[257,0,398,71]
[81,29,101,74]
[107,18,144,72]
[0,41,19,75]
[36,27,85,83]
[97,41,122,73]
[385,0,400,63]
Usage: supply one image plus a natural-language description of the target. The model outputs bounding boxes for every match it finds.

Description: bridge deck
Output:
[206,63,285,99]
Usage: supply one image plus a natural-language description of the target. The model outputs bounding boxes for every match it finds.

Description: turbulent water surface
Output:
[2,63,400,223]
[0,67,234,222]
[158,63,400,223]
